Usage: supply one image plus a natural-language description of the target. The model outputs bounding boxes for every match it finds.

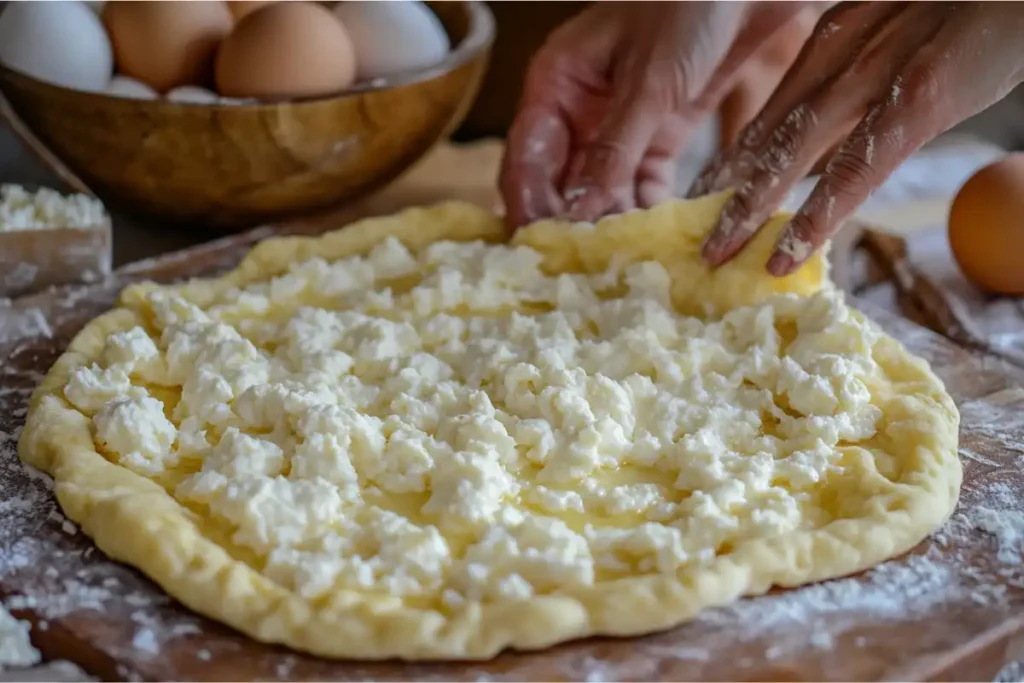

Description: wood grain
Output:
[0,1,493,230]
[1,200,1023,681]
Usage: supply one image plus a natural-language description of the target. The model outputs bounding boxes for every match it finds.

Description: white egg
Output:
[83,1,105,17]
[106,76,158,100]
[333,0,450,81]
[0,1,113,93]
[166,86,220,104]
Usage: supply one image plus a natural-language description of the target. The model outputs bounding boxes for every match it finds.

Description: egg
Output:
[106,75,158,100]
[0,1,113,92]
[166,85,220,104]
[103,1,233,93]
[226,1,276,22]
[948,153,1024,296]
[215,2,357,100]
[334,0,450,81]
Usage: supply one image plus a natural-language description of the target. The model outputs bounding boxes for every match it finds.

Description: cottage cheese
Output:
[73,236,886,605]
[0,184,107,231]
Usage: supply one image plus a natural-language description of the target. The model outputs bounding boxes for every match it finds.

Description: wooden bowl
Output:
[0,1,494,230]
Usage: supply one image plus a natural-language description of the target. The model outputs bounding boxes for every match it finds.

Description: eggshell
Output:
[106,75,158,100]
[948,153,1024,295]
[0,1,113,92]
[166,85,220,104]
[334,0,450,81]
[227,1,276,22]
[103,1,233,93]
[215,2,357,100]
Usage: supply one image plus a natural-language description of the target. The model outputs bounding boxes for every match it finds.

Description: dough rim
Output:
[19,197,962,661]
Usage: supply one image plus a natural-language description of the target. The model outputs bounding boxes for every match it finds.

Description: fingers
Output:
[698,3,950,268]
[497,4,618,230]
[689,2,911,199]
[635,149,678,209]
[561,90,672,222]
[700,8,934,267]
[767,73,947,275]
[768,5,1024,275]
[499,103,571,229]
[718,6,822,147]
[561,2,750,223]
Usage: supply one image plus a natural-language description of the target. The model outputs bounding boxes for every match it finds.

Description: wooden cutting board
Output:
[1,194,1023,681]
[828,221,1024,372]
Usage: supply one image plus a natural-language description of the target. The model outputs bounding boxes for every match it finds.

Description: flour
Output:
[0,327,205,680]
[939,481,1024,565]
[0,604,39,668]
[973,507,1024,564]
[0,306,52,346]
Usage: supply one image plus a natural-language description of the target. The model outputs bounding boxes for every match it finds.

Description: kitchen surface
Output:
[1,1,1023,682]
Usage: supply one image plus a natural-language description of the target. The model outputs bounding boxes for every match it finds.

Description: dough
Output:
[19,191,961,660]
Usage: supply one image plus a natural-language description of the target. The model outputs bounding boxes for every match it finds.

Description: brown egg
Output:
[103,1,233,93]
[226,1,276,22]
[948,153,1024,296]
[215,2,356,100]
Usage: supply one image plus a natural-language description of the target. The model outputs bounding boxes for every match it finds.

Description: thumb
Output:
[562,92,665,223]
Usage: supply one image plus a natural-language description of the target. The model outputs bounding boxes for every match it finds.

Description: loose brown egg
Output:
[103,1,233,93]
[215,2,356,100]
[226,1,276,22]
[948,153,1024,296]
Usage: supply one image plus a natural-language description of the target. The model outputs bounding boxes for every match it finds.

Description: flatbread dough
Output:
[19,191,961,660]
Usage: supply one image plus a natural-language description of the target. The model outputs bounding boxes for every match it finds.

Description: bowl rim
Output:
[0,0,496,109]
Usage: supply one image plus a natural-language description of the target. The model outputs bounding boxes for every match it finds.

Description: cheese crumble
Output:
[68,236,887,605]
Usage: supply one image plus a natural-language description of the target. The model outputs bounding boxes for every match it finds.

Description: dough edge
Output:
[19,193,962,661]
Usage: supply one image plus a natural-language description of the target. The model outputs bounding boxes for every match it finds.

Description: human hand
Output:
[694,2,1024,276]
[499,1,827,229]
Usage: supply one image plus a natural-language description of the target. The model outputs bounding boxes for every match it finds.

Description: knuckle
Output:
[900,63,943,108]
[825,147,874,195]
[579,138,630,177]
[728,186,759,225]
[786,212,820,246]
[807,7,843,45]
[763,109,811,171]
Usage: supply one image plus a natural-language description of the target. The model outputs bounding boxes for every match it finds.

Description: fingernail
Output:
[563,185,588,204]
[766,250,796,277]
[566,190,605,223]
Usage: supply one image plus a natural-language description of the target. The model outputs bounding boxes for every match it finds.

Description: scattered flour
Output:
[973,507,1024,564]
[0,306,52,346]
[0,315,204,681]
[0,604,39,668]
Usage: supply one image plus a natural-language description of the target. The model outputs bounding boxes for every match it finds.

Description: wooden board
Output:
[1,204,1024,682]
[830,221,1024,371]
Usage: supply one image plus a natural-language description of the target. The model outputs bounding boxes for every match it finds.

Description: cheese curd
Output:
[78,236,887,605]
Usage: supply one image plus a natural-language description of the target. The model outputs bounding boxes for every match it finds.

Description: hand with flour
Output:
[695,2,1024,275]
[498,1,823,229]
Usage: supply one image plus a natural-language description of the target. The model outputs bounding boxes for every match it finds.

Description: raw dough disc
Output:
[19,191,961,660]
